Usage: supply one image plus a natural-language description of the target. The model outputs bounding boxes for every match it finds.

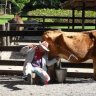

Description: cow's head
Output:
[8,14,24,31]
[43,32,78,62]
[42,30,61,58]
[42,30,70,59]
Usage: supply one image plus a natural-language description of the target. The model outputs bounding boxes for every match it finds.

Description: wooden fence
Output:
[0,45,93,78]
[0,15,95,78]
[21,15,96,30]
[0,30,94,78]
[0,46,23,75]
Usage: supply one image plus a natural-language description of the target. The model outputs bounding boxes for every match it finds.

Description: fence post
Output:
[72,8,75,31]
[95,7,96,29]
[6,23,10,46]
[42,16,45,30]
[82,2,85,30]
[9,4,11,15]
[68,17,70,31]
[2,24,6,46]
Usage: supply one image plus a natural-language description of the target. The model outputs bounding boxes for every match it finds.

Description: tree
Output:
[26,0,60,9]
[0,0,8,14]
[10,0,30,14]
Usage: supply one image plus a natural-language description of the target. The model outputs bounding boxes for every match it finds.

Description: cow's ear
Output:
[91,31,96,38]
[55,34,64,45]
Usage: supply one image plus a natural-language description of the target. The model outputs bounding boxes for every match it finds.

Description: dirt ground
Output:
[0,76,96,96]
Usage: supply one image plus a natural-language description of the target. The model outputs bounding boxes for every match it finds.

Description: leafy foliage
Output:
[28,0,60,8]
[10,0,30,13]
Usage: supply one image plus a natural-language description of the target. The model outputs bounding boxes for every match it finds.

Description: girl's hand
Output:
[28,44,37,49]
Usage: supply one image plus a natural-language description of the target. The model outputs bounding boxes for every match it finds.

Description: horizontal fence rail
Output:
[1,16,96,19]
[61,62,93,69]
[0,60,24,66]
[0,29,94,37]
[8,22,96,27]
[67,72,93,78]
[21,16,96,20]
[0,30,44,36]
[0,46,23,51]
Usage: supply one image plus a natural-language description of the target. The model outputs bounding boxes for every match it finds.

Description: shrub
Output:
[27,9,96,23]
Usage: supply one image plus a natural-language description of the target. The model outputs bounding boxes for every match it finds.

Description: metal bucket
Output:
[56,69,67,83]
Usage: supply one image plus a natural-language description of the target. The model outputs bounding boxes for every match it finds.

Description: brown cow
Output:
[42,30,96,80]
[8,14,24,31]
[8,14,24,45]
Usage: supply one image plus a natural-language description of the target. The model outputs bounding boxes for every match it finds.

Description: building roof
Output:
[60,0,96,10]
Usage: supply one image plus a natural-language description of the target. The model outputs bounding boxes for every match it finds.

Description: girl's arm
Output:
[46,56,60,66]
[20,44,37,55]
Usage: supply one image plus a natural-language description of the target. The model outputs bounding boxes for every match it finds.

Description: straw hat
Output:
[39,41,49,51]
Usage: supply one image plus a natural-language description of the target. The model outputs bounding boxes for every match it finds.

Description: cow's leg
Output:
[93,57,96,80]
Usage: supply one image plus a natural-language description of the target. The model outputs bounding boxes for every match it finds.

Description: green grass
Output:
[0,14,27,24]
[0,14,14,24]
[48,26,95,30]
